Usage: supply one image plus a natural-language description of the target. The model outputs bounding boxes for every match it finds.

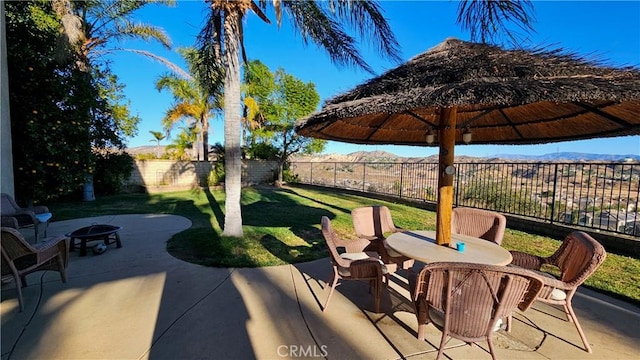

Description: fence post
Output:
[454,164,460,206]
[310,162,313,185]
[333,162,337,188]
[399,163,404,198]
[362,163,366,192]
[550,163,559,224]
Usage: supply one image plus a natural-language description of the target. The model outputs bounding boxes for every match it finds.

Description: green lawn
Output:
[48,185,640,305]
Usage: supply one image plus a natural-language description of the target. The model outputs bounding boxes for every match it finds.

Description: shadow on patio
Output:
[1,213,639,359]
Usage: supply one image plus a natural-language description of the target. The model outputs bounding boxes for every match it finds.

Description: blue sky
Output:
[111,1,640,158]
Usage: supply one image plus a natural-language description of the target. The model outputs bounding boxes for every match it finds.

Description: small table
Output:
[34,212,52,241]
[67,224,122,256]
[386,230,512,266]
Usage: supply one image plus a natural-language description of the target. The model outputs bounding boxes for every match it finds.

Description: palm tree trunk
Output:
[202,117,209,162]
[222,10,243,237]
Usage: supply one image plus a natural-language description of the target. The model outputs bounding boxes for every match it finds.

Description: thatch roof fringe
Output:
[296,38,639,146]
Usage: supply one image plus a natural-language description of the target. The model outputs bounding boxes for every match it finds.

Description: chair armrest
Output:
[1,216,19,229]
[31,205,49,214]
[12,209,37,225]
[510,251,545,270]
[34,235,69,264]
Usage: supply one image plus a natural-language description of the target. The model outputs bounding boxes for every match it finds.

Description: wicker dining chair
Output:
[509,231,606,353]
[351,206,414,274]
[413,262,543,360]
[321,216,386,313]
[1,227,70,312]
[1,193,51,242]
[451,207,507,245]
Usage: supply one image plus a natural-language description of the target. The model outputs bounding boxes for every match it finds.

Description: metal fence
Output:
[290,161,640,237]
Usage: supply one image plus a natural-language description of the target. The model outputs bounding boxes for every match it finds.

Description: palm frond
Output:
[457,0,535,46]
[282,1,372,73]
[196,7,226,96]
[156,75,199,101]
[325,0,401,62]
[250,1,271,24]
[118,49,191,79]
[111,22,173,49]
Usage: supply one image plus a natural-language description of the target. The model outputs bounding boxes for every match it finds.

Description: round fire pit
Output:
[66,224,122,256]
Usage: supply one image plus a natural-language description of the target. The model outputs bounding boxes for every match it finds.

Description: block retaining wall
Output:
[125,160,279,193]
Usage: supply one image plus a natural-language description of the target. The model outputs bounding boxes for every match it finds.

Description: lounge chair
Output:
[1,193,51,242]
[1,227,70,311]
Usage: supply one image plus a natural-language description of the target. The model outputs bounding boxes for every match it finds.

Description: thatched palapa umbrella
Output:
[296,38,640,246]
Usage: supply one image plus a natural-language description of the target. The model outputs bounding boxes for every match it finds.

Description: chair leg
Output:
[14,275,24,312]
[323,271,340,312]
[506,314,512,332]
[487,337,498,360]
[57,254,68,283]
[435,334,448,360]
[565,302,592,353]
[417,324,426,341]
[374,278,381,313]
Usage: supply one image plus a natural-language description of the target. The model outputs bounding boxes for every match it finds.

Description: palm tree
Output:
[166,126,198,160]
[149,130,166,158]
[156,48,222,161]
[196,0,534,237]
[52,0,185,75]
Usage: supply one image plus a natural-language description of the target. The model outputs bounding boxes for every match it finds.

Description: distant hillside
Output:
[494,152,640,162]
[129,145,638,163]
[292,151,639,163]
[125,145,163,156]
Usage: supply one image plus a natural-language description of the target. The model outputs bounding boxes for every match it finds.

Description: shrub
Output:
[208,162,225,186]
[93,151,134,195]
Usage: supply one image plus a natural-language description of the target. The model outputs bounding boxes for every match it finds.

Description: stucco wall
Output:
[1,3,15,196]
[125,160,279,192]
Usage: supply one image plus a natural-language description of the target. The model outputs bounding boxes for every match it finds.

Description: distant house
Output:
[593,210,639,233]
[562,211,593,226]
[577,197,597,209]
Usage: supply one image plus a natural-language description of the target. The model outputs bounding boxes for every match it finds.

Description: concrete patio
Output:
[1,214,639,359]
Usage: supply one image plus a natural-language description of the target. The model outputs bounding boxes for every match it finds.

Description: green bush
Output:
[208,162,225,186]
[282,165,299,183]
[93,151,134,195]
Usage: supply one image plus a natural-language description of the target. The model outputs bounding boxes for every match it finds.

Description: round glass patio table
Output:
[386,230,512,265]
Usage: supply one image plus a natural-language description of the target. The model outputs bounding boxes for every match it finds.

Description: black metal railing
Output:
[290,161,640,237]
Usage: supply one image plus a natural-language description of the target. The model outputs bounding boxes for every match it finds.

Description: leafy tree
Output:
[6,1,94,203]
[241,60,274,148]
[48,0,179,198]
[155,48,222,161]
[249,65,326,185]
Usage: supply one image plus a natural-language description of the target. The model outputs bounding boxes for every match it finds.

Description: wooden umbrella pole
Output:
[436,106,457,246]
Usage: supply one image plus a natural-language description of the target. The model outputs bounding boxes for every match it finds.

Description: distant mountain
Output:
[126,145,163,156]
[293,151,639,163]
[493,152,640,162]
[131,145,638,163]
